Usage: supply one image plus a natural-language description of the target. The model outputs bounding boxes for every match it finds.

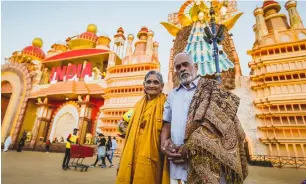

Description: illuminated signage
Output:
[50,62,92,82]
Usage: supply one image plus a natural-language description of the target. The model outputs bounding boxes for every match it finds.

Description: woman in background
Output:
[17,131,27,152]
[105,136,114,168]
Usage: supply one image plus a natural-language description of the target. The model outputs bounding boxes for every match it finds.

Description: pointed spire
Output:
[285,0,304,29]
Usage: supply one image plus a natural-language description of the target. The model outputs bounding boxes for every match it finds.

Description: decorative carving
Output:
[102,72,106,79]
[37,98,42,104]
[78,95,83,102]
[43,97,48,104]
[26,132,32,142]
[40,68,50,84]
[1,62,32,144]
[85,95,90,102]
[93,66,102,80]
[85,133,93,144]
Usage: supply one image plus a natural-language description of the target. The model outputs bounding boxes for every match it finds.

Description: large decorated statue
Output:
[161,0,243,89]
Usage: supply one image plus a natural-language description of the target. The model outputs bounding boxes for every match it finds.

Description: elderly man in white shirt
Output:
[161,52,248,184]
[161,52,199,184]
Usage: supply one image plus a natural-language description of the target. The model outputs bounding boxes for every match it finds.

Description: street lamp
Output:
[203,2,228,83]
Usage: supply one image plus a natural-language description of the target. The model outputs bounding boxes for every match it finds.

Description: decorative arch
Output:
[1,62,32,144]
[48,101,80,141]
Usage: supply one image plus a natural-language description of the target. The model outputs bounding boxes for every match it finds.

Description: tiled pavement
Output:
[1,151,305,184]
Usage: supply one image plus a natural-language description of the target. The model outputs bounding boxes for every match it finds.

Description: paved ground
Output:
[1,151,305,184]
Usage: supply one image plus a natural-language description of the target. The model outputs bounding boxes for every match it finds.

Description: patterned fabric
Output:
[184,21,234,76]
[184,77,248,184]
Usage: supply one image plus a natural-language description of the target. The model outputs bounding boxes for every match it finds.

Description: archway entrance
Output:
[53,112,77,141]
[49,103,79,142]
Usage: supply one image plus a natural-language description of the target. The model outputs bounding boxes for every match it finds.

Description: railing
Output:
[250,155,306,169]
[20,142,66,153]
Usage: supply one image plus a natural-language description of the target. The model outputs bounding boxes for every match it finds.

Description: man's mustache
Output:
[180,72,191,78]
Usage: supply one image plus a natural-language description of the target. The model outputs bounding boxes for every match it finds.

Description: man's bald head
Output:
[173,52,198,86]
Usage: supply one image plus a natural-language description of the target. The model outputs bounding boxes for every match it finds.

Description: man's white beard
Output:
[180,72,196,85]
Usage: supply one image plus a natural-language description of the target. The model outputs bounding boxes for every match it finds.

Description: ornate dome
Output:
[263,0,279,8]
[147,30,154,37]
[137,26,149,39]
[127,34,134,40]
[153,41,159,47]
[22,38,46,60]
[87,24,98,34]
[117,27,124,34]
[79,24,98,42]
[262,0,281,14]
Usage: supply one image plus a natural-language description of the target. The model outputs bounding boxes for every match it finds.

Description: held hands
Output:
[173,144,188,164]
[161,139,188,164]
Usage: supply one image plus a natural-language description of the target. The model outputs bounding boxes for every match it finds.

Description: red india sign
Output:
[50,63,92,81]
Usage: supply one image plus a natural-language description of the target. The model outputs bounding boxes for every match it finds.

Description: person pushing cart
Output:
[62,128,79,170]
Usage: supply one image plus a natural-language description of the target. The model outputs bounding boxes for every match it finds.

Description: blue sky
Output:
[2,1,306,81]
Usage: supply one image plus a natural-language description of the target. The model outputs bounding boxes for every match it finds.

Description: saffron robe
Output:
[116,94,170,184]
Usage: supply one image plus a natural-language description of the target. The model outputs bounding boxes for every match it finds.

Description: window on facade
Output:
[298,32,306,40]
[289,116,296,124]
[281,47,286,53]
[293,74,299,79]
[280,34,290,43]
[281,117,289,124]
[275,48,280,54]
[286,105,293,111]
[265,38,274,45]
[296,116,304,124]
[269,49,274,55]
[279,75,285,80]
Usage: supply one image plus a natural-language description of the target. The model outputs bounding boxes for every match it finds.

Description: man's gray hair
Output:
[174,52,193,64]
[144,70,164,84]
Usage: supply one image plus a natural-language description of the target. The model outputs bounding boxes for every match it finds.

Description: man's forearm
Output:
[161,122,171,147]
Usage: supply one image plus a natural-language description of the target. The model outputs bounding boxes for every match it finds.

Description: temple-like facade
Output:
[164,0,306,167]
[2,0,306,167]
[1,24,160,152]
[98,27,160,150]
[248,0,306,158]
